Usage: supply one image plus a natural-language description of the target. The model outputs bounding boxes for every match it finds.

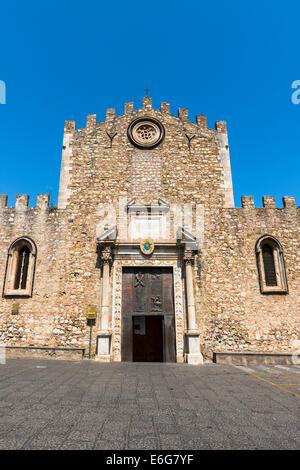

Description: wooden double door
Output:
[121,267,176,362]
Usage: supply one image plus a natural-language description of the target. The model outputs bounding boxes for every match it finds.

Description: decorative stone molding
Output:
[177,227,198,251]
[101,246,113,265]
[183,250,194,265]
[111,258,185,363]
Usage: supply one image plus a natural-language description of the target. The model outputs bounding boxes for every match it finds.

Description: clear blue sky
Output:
[1,1,299,207]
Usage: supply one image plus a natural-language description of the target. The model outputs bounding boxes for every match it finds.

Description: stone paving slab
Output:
[0,358,300,449]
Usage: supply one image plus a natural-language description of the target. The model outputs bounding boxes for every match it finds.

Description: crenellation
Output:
[262,196,276,208]
[215,120,227,133]
[178,107,188,121]
[283,196,296,208]
[124,102,134,114]
[64,120,76,132]
[106,108,115,121]
[0,195,8,208]
[142,96,152,109]
[15,194,29,211]
[160,102,170,114]
[86,114,97,128]
[196,114,207,129]
[239,195,298,209]
[241,195,254,208]
[37,193,50,209]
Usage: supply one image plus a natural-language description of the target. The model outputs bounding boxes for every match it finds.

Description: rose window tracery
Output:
[135,124,157,142]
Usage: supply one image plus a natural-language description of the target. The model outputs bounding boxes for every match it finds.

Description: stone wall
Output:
[0,195,100,354]
[197,199,300,359]
[0,97,299,361]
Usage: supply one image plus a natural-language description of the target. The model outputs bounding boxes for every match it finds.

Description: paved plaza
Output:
[0,358,300,450]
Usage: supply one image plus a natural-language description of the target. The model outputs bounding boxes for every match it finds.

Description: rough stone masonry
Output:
[0,96,299,363]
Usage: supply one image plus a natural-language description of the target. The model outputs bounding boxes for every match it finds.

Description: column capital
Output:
[183,250,195,264]
[101,246,113,264]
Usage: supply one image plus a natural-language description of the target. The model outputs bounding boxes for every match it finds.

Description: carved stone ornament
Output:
[127,117,165,149]
[140,238,154,255]
[101,246,113,264]
[112,259,184,363]
[183,250,194,264]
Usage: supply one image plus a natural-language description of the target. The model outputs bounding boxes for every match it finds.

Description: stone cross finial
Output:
[144,87,151,97]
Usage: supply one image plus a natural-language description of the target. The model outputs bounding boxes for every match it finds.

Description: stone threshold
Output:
[213,351,298,366]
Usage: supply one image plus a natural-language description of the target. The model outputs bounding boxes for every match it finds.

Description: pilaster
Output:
[184,250,203,365]
[96,245,114,362]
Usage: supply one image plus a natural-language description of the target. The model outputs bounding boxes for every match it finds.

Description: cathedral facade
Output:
[0,96,299,364]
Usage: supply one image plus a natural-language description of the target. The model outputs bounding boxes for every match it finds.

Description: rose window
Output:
[128,118,165,149]
[136,125,157,142]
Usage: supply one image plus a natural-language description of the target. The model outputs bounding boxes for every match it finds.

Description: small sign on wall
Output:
[87,305,97,320]
[12,303,19,315]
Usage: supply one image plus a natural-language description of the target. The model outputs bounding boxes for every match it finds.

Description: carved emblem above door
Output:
[140,238,154,255]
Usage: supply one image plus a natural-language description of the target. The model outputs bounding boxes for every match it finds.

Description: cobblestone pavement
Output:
[0,359,300,450]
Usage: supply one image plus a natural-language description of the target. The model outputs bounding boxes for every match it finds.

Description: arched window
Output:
[255,236,288,294]
[262,244,277,286]
[3,237,37,297]
[14,246,30,290]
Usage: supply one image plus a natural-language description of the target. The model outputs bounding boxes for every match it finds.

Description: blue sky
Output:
[0,0,299,207]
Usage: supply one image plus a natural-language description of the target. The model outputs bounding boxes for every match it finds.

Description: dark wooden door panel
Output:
[122,268,134,314]
[145,316,163,362]
[121,268,134,361]
[134,271,147,311]
[121,267,175,362]
[133,316,163,362]
[150,269,163,313]
[162,269,174,315]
